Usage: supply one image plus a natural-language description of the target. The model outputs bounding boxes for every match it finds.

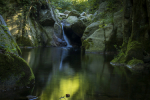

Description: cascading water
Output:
[61,23,72,47]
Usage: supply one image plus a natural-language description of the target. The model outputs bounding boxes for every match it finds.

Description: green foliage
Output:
[82,38,93,49]
[88,0,100,13]
[0,25,21,55]
[99,20,107,28]
[127,58,144,65]
[50,0,90,13]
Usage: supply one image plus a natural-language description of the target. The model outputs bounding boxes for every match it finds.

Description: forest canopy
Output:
[49,0,100,13]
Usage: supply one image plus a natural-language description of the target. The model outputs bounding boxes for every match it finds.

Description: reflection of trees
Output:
[21,47,150,100]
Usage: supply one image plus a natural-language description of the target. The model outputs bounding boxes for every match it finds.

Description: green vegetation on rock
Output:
[16,36,33,46]
[127,58,144,65]
[0,52,34,89]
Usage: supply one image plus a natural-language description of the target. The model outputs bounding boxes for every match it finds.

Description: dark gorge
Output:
[0,0,150,100]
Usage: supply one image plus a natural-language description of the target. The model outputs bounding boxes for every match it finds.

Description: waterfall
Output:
[61,23,72,47]
[0,15,12,36]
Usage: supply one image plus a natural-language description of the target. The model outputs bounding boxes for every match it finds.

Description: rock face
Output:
[0,15,18,54]
[3,2,63,47]
[81,1,124,53]
[82,23,114,52]
[0,15,35,93]
[113,11,123,40]
[39,10,55,26]
[82,21,101,41]
[111,0,150,65]
[65,16,86,37]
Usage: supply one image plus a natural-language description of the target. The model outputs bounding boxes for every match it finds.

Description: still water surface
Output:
[21,47,150,100]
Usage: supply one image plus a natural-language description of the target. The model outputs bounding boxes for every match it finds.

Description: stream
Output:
[19,47,150,100]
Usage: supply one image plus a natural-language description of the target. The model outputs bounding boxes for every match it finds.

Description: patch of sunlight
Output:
[7,9,23,36]
[40,74,89,100]
[51,75,79,100]
[9,25,18,35]
[27,52,31,64]
[28,35,32,40]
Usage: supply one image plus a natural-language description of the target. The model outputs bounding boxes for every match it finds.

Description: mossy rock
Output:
[127,58,144,65]
[82,38,93,49]
[0,52,35,91]
[111,41,144,64]
[16,36,33,46]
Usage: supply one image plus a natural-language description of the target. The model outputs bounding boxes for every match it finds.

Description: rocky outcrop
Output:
[64,16,86,37]
[0,15,35,94]
[81,1,124,53]
[82,23,114,52]
[111,0,150,66]
[39,10,55,26]
[0,15,18,54]
[1,1,64,47]
[82,21,100,41]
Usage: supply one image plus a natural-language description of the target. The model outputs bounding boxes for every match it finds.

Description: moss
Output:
[125,40,143,61]
[0,52,35,87]
[111,40,143,64]
[16,36,33,46]
[111,50,126,63]
[127,58,144,65]
[82,38,93,49]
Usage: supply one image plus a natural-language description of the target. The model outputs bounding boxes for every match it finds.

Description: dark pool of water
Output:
[19,47,150,100]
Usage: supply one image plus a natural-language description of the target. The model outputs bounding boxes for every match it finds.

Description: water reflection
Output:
[21,47,150,100]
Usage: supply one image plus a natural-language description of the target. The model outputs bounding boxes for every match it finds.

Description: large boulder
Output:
[0,53,35,93]
[64,16,86,37]
[39,10,55,26]
[82,21,100,41]
[79,14,93,27]
[67,10,80,18]
[82,23,114,52]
